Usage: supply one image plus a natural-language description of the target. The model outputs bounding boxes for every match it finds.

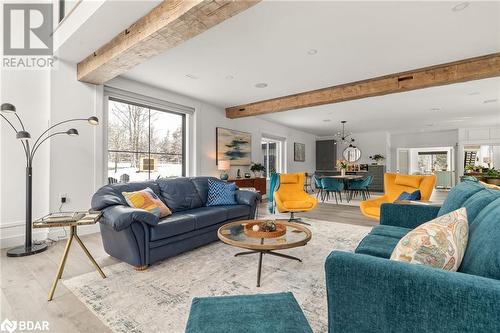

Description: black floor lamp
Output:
[1,102,99,257]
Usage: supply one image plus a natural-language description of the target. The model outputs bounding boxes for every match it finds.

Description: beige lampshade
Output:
[218,160,230,171]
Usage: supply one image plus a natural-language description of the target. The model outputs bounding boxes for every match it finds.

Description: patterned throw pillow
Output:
[396,190,421,201]
[122,187,172,218]
[390,207,468,271]
[207,179,237,206]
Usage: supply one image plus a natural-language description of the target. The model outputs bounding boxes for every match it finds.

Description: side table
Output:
[33,211,106,301]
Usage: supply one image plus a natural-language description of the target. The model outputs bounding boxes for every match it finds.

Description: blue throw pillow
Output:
[396,190,421,201]
[207,179,237,206]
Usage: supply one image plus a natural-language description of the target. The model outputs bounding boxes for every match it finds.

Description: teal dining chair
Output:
[313,175,324,201]
[321,178,345,204]
[347,175,373,201]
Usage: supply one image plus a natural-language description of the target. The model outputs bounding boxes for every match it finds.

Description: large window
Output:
[418,151,448,173]
[107,98,185,183]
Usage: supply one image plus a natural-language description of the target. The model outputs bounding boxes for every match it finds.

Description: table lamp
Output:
[218,160,230,180]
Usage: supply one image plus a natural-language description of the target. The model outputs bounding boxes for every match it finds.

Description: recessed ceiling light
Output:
[307,49,318,55]
[448,119,465,122]
[255,83,268,88]
[483,99,498,104]
[225,75,234,80]
[323,119,331,122]
[452,2,469,12]
[430,107,441,111]
[186,74,199,80]
[426,123,435,127]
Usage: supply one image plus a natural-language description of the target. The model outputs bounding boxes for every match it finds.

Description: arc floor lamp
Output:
[1,102,99,257]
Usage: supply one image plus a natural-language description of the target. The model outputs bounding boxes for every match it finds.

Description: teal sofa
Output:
[326,179,500,332]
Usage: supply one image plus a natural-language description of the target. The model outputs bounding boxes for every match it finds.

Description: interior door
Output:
[397,149,410,174]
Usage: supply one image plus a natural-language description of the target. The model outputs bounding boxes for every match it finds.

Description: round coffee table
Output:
[217,220,312,287]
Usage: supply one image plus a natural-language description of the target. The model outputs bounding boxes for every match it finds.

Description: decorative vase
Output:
[341,169,346,176]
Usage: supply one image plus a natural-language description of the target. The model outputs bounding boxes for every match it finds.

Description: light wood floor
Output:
[1,191,444,332]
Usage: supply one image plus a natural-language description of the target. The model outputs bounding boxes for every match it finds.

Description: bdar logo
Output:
[0,319,17,333]
[3,3,53,56]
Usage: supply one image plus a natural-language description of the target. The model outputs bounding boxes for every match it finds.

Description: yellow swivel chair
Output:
[274,173,318,224]
[360,173,436,221]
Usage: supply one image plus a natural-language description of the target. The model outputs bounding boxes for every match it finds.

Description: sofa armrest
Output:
[325,251,500,333]
[380,203,440,229]
[100,205,159,231]
[235,190,261,206]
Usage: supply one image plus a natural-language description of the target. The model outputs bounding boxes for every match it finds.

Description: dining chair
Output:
[347,175,373,201]
[321,178,345,204]
[303,173,314,193]
[313,175,324,200]
[120,174,130,183]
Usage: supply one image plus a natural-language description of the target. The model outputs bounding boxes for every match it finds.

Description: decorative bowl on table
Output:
[244,220,286,238]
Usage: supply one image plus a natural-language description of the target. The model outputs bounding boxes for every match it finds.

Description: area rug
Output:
[63,219,370,333]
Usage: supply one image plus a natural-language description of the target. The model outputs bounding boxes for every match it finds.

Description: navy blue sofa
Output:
[91,177,260,269]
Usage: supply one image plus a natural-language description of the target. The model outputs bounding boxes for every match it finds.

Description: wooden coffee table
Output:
[218,220,312,287]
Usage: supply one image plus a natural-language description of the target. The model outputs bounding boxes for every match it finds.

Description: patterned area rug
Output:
[63,219,370,333]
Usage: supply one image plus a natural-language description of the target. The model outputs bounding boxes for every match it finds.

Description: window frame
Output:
[104,95,188,182]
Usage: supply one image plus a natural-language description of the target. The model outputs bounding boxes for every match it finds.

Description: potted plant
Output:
[250,162,266,178]
[485,168,500,186]
[369,154,385,165]
[465,165,476,174]
[337,159,348,176]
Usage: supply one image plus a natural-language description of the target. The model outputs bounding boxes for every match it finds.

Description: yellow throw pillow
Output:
[394,174,422,188]
[390,207,468,271]
[122,187,172,218]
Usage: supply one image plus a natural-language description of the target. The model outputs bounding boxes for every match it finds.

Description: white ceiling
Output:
[56,1,161,63]
[118,1,500,134]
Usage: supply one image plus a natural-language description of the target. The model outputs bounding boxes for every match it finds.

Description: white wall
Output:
[107,77,317,179]
[390,129,459,171]
[0,69,51,248]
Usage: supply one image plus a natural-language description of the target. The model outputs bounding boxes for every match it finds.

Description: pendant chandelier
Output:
[334,120,356,147]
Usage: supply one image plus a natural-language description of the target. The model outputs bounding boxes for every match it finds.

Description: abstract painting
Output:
[216,127,251,165]
[294,142,305,162]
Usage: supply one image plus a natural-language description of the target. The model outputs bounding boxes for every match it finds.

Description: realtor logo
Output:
[0,319,16,333]
[3,3,53,56]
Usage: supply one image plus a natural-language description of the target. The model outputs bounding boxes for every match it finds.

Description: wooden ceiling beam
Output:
[77,0,261,84]
[225,53,500,119]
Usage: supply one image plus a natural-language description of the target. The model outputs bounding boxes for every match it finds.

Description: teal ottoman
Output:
[185,292,313,333]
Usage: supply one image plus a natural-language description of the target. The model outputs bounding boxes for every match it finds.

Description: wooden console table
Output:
[228,177,267,196]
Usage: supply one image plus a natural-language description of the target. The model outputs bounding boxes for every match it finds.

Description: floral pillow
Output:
[390,207,468,271]
[122,187,172,218]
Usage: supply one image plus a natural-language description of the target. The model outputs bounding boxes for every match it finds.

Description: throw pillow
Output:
[390,207,468,271]
[207,179,237,206]
[122,187,172,218]
[396,190,421,201]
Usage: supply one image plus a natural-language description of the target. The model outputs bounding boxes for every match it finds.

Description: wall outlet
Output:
[60,193,67,203]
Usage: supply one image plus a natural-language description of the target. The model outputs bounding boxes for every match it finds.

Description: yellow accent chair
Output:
[360,173,436,220]
[274,173,318,224]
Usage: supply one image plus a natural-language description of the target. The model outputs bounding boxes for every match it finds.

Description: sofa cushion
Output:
[150,213,195,241]
[185,206,228,229]
[221,205,251,219]
[190,177,217,206]
[91,181,160,210]
[157,178,204,213]
[355,234,400,259]
[459,197,500,279]
[369,225,411,239]
[461,188,500,224]
[394,174,422,188]
[438,179,484,216]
